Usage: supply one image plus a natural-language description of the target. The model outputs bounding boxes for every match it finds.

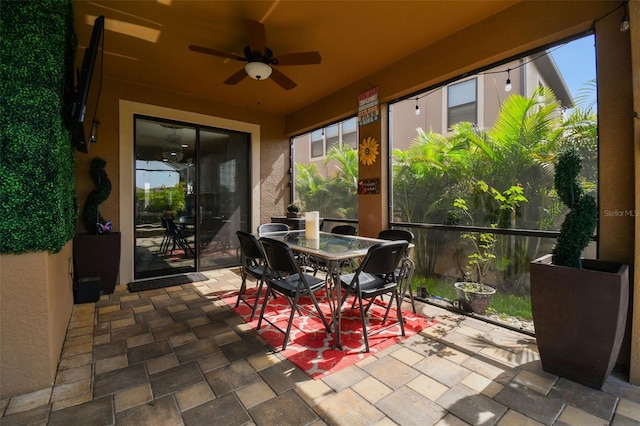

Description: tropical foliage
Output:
[135,182,187,217]
[392,86,597,297]
[452,181,527,286]
[292,86,597,306]
[295,144,359,219]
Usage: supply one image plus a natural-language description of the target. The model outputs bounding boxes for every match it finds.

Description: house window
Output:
[310,129,323,158]
[325,124,339,152]
[291,116,359,219]
[448,78,477,127]
[342,117,358,149]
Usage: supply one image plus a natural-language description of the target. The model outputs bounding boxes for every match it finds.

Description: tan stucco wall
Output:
[0,243,74,398]
[1,0,638,398]
[595,2,637,375]
[629,0,640,386]
[74,77,289,238]
[286,1,614,135]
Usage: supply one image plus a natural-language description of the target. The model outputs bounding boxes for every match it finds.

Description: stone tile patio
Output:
[1,267,639,425]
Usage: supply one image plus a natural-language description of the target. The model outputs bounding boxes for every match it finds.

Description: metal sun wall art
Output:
[359,136,379,166]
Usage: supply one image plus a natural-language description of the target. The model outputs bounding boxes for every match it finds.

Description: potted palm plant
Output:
[530,148,629,389]
[73,157,121,295]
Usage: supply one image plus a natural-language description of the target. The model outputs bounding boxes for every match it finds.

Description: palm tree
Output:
[294,163,330,213]
[323,144,359,218]
[294,143,359,218]
[392,86,597,291]
[392,127,473,274]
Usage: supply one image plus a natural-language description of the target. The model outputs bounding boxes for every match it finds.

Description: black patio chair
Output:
[257,222,289,236]
[339,240,409,352]
[377,228,416,312]
[310,224,358,276]
[235,230,268,321]
[159,217,171,254]
[257,237,331,350]
[164,217,193,257]
[377,229,413,244]
[330,224,357,236]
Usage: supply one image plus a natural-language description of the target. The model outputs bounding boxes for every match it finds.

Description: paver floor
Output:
[1,267,639,425]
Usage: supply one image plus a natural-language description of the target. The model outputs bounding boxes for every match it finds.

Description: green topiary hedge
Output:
[83,157,112,235]
[552,148,598,268]
[0,0,78,254]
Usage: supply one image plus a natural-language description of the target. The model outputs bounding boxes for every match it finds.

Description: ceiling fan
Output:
[188,19,321,90]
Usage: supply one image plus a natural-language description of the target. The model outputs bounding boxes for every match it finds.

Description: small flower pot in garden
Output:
[454,282,496,315]
[416,286,428,299]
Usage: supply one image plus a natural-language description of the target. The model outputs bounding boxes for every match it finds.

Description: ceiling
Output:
[73,1,520,116]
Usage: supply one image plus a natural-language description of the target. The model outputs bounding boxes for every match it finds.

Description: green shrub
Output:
[83,157,111,235]
[552,148,598,267]
[0,0,77,253]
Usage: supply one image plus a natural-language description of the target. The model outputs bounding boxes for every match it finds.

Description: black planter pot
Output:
[530,254,629,389]
[73,232,121,294]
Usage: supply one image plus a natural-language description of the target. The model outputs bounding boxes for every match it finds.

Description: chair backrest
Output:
[377,229,414,243]
[331,225,357,235]
[359,240,409,276]
[257,222,290,236]
[259,237,300,276]
[165,218,179,233]
[236,230,265,261]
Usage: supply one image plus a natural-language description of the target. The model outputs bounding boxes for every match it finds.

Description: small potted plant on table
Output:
[286,202,302,218]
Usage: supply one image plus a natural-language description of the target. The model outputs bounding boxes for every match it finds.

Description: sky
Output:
[550,34,597,108]
[136,160,179,190]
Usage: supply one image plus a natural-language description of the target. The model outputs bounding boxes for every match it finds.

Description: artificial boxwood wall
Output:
[0,0,78,254]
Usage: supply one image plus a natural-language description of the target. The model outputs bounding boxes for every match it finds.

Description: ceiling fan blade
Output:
[223,68,248,85]
[245,19,266,54]
[274,52,321,66]
[269,68,297,90]
[189,45,245,62]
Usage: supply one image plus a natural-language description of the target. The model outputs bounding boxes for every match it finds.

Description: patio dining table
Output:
[258,230,408,349]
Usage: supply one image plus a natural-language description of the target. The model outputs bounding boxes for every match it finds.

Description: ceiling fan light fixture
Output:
[244,62,272,80]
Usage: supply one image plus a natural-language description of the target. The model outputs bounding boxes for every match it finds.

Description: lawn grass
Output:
[412,275,532,321]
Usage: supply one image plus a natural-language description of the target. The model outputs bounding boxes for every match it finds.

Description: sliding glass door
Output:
[134,116,250,279]
[197,128,251,269]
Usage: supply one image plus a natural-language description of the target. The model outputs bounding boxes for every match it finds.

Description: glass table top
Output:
[257,230,384,261]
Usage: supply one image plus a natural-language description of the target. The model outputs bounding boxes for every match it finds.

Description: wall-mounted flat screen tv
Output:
[69,15,104,153]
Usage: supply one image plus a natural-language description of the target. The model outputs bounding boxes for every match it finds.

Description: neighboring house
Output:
[391,55,573,150]
[293,53,573,178]
[292,117,358,179]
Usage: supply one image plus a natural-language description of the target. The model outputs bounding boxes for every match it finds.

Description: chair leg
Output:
[256,287,273,330]
[307,291,331,333]
[406,286,416,314]
[282,292,301,350]
[248,279,264,321]
[160,234,170,254]
[235,273,248,308]
[381,299,392,323]
[357,292,370,352]
[394,289,406,337]
[399,258,417,313]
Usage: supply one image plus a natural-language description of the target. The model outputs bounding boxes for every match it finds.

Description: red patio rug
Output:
[222,286,435,379]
